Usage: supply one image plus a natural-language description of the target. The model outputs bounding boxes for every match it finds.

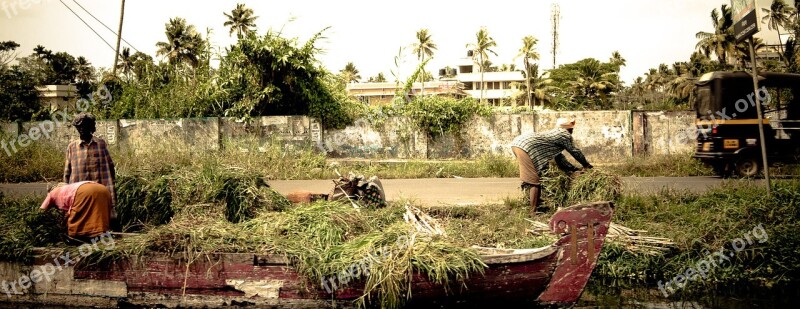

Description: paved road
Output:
[1,177,744,206]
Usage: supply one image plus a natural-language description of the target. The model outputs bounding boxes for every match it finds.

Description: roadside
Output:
[1,176,734,205]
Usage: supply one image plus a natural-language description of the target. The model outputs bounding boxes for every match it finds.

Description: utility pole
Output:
[111,0,126,77]
[550,3,560,70]
[748,37,772,196]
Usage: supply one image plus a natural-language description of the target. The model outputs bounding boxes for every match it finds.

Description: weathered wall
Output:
[220,116,318,147]
[534,111,632,164]
[118,118,218,152]
[1,112,701,162]
[18,120,117,150]
[639,111,696,156]
[324,117,427,159]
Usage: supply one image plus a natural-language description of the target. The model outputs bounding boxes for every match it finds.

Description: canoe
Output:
[1,201,613,308]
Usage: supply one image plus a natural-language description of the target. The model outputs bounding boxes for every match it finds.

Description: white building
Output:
[451,51,525,106]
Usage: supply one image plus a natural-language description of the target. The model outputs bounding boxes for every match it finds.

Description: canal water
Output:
[577,279,800,308]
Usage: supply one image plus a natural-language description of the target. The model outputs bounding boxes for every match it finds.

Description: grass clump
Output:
[595,180,800,295]
[0,196,65,261]
[540,168,622,209]
[0,139,63,182]
[91,201,486,308]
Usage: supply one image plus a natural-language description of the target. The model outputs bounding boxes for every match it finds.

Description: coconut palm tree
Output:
[412,29,437,95]
[116,47,135,77]
[156,17,204,68]
[696,5,735,67]
[610,51,626,70]
[75,56,94,83]
[761,0,794,61]
[467,27,497,104]
[516,35,540,107]
[224,3,258,38]
[340,62,361,83]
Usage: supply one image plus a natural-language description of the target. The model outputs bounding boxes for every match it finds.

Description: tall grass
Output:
[606,154,713,177]
[596,180,800,295]
[0,139,63,182]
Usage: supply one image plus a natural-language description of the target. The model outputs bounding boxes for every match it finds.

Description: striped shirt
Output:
[511,128,592,174]
[64,136,116,206]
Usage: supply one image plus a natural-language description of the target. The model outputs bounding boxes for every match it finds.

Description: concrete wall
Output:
[638,111,696,156]
[0,112,699,162]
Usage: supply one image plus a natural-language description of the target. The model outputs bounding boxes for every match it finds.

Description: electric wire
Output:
[57,0,117,53]
[71,0,142,54]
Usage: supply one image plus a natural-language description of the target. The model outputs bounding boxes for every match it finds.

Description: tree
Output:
[610,51,626,70]
[467,27,497,104]
[0,41,20,67]
[116,47,135,77]
[368,72,387,82]
[548,58,619,109]
[75,56,94,83]
[412,29,437,95]
[516,35,540,107]
[696,5,735,67]
[761,0,794,62]
[224,3,258,38]
[340,62,361,83]
[156,17,205,68]
[0,68,40,121]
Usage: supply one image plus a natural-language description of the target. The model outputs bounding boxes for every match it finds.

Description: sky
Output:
[0,0,787,85]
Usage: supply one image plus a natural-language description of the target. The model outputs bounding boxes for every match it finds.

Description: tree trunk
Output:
[420,54,425,96]
[480,54,485,104]
[525,59,532,108]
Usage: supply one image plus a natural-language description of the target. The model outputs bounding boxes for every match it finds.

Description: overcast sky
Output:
[0,0,786,84]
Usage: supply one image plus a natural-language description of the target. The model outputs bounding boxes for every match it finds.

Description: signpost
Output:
[731,0,771,195]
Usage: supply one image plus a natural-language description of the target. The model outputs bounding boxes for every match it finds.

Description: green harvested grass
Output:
[540,168,622,209]
[596,180,800,295]
[0,196,65,261]
[91,201,484,308]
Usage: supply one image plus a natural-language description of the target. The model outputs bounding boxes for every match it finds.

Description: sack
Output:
[329,173,386,209]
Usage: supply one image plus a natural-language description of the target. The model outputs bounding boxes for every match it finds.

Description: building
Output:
[452,51,525,106]
[346,80,465,105]
[35,85,78,111]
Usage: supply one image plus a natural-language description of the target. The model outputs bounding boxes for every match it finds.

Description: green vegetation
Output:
[607,154,714,177]
[598,181,800,296]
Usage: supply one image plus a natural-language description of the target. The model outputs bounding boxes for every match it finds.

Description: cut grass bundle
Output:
[540,168,622,209]
[90,201,485,308]
[0,197,65,261]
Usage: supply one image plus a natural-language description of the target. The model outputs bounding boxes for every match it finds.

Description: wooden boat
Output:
[2,201,613,308]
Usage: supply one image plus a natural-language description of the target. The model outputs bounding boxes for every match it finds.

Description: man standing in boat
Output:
[510,117,593,212]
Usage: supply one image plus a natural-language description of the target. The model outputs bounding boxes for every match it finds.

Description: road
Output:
[0,176,746,206]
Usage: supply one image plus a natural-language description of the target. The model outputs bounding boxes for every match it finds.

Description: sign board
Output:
[731,0,759,43]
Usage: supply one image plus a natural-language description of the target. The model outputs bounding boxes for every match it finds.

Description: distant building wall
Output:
[1,112,700,163]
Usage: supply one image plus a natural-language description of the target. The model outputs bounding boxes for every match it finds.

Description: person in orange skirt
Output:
[40,181,112,243]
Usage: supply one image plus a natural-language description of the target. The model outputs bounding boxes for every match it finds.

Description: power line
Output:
[71,0,142,54]
[58,0,117,53]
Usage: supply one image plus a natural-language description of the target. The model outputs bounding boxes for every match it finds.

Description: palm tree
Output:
[761,0,794,61]
[696,5,735,67]
[516,35,540,107]
[467,27,498,104]
[340,62,361,83]
[116,47,135,77]
[527,63,555,108]
[610,51,626,69]
[412,29,437,95]
[156,17,204,68]
[368,72,387,82]
[75,56,94,83]
[224,3,258,38]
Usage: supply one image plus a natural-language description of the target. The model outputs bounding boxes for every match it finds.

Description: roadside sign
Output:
[732,0,759,43]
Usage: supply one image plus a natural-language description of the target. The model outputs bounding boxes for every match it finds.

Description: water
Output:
[577,279,800,308]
